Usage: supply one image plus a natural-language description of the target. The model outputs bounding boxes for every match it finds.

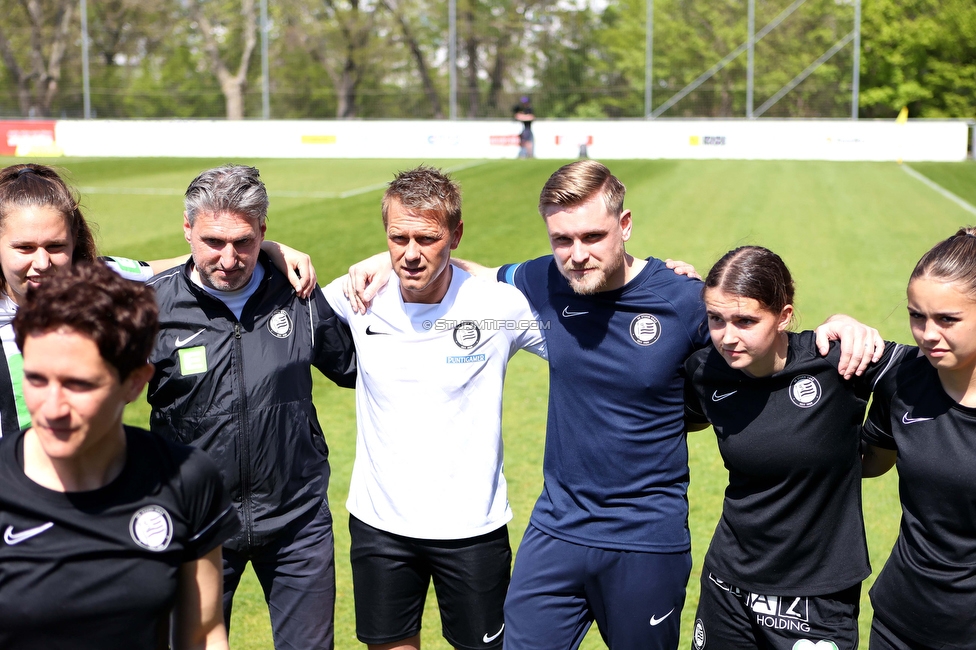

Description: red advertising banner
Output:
[0,121,58,156]
[489,134,521,146]
[555,135,594,146]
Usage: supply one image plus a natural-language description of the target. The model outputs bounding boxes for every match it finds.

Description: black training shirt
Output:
[685,331,905,596]
[862,348,976,648]
[0,426,240,650]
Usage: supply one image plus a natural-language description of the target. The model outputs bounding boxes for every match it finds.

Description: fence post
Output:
[261,0,270,119]
[449,0,457,120]
[747,0,755,118]
[970,120,975,160]
[80,0,91,119]
[645,0,653,119]
[852,0,861,120]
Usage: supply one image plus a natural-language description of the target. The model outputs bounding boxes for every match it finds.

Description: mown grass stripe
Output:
[901,164,976,216]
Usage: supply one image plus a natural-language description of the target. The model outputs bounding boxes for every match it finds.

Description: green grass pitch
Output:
[5,155,975,648]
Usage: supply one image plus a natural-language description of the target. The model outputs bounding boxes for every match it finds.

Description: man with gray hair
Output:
[146,164,357,649]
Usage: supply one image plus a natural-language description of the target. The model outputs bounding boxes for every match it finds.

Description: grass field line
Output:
[79,185,358,199]
[901,164,976,216]
[79,186,184,196]
[77,160,489,201]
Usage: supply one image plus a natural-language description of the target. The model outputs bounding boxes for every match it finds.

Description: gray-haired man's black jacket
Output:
[146,254,356,551]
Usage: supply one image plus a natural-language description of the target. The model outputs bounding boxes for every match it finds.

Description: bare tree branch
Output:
[0,0,74,116]
[186,0,258,119]
[0,24,30,115]
[382,0,444,118]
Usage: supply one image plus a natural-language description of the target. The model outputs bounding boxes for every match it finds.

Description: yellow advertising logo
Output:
[689,136,700,146]
[301,135,337,144]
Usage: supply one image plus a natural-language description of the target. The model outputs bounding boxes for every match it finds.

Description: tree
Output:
[185,0,258,119]
[860,0,976,118]
[531,0,861,119]
[382,0,445,118]
[82,0,171,118]
[1,0,970,121]
[282,0,388,118]
[455,0,540,117]
[122,34,227,118]
[0,0,75,117]
[88,0,165,67]
[529,4,607,117]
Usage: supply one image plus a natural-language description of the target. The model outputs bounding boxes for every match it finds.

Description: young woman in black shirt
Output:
[861,228,976,650]
[685,246,904,650]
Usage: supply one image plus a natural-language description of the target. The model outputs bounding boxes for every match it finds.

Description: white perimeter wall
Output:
[39,118,970,162]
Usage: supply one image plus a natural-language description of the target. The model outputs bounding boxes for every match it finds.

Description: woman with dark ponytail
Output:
[861,227,976,649]
[0,164,101,436]
[684,245,907,650]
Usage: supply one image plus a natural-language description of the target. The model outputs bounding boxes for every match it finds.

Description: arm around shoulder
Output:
[344,251,393,313]
[261,241,317,298]
[814,314,885,379]
[861,442,897,478]
[452,257,501,280]
[147,255,191,275]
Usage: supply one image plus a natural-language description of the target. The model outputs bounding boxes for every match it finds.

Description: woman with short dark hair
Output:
[0,261,240,649]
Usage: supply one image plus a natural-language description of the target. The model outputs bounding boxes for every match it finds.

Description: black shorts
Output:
[348,515,511,650]
[693,572,861,650]
[869,615,942,650]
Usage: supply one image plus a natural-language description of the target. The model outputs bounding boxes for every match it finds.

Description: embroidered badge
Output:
[129,506,174,551]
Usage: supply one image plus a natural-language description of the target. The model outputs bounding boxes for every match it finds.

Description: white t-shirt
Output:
[323,267,547,540]
[191,263,264,320]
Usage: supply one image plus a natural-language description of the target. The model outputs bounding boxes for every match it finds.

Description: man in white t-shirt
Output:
[323,166,546,650]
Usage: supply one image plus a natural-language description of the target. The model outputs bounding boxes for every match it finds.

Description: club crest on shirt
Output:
[268,310,293,338]
[693,619,706,649]
[129,505,173,551]
[789,375,822,408]
[453,321,481,349]
[630,313,661,346]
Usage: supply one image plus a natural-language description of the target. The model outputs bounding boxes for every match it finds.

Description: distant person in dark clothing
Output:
[513,96,535,159]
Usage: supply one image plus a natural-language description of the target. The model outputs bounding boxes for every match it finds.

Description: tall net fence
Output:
[0,0,953,121]
[647,0,859,119]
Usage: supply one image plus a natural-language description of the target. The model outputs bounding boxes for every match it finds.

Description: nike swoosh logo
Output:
[562,306,587,317]
[175,328,206,347]
[650,608,675,626]
[483,624,504,643]
[365,325,391,336]
[4,522,54,545]
[902,413,933,424]
[711,390,737,401]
